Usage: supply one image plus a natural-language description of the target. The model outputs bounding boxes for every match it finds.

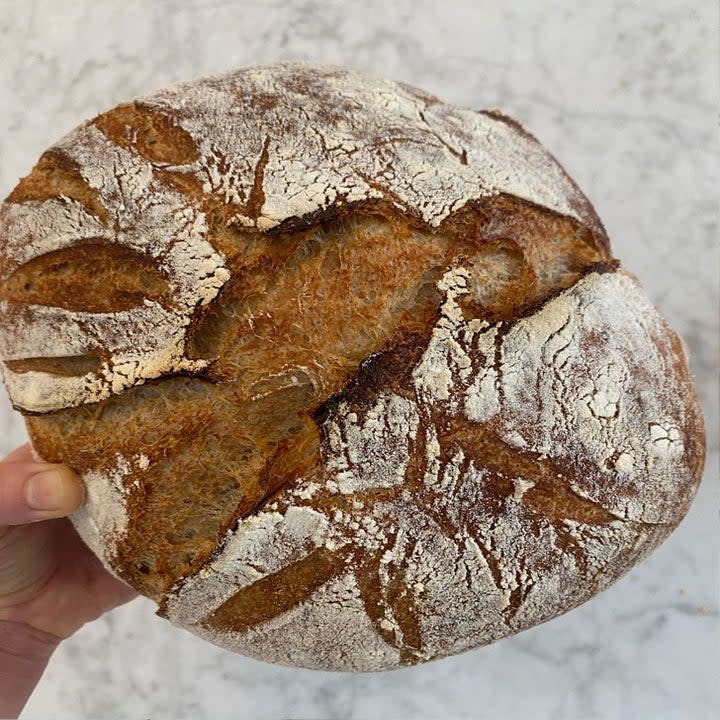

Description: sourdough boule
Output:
[0,64,705,671]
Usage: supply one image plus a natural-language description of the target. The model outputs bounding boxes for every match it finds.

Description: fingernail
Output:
[25,468,79,512]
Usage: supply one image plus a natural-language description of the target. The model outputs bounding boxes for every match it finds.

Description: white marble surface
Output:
[0,1,717,718]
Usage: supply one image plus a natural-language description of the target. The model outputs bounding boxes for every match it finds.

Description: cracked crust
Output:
[161,269,702,670]
[0,63,705,671]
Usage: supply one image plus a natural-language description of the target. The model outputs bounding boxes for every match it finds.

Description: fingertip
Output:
[24,465,85,517]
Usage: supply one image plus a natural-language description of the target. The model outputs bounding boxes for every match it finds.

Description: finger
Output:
[0,462,85,525]
[1,444,35,464]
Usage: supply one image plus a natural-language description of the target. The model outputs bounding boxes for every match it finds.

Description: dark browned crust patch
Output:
[206,548,347,632]
[93,102,199,166]
[0,242,171,312]
[6,149,110,224]
[5,355,101,377]
[24,195,612,602]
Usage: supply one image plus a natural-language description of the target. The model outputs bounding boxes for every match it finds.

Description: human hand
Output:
[0,444,137,717]
[0,444,137,638]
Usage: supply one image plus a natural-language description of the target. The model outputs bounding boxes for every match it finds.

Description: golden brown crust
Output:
[93,102,200,166]
[5,149,110,225]
[22,199,609,600]
[0,242,171,313]
[0,64,705,671]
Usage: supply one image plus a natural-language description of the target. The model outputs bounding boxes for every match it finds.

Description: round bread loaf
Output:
[0,64,705,671]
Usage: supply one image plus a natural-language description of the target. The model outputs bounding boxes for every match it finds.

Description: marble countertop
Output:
[1,1,716,718]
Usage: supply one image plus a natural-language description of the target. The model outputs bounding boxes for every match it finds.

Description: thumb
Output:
[0,461,84,526]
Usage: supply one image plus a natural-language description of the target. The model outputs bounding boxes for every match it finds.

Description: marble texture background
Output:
[0,1,716,718]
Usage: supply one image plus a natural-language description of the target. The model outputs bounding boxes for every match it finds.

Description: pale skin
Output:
[0,445,136,718]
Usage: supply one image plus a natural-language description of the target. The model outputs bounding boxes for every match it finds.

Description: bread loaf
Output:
[0,64,705,671]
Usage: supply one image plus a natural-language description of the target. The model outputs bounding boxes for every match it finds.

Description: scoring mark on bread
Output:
[206,546,347,632]
[93,102,200,166]
[0,243,172,313]
[2,65,704,670]
[6,149,110,225]
[4,354,102,377]
[0,123,231,413]
[155,267,700,668]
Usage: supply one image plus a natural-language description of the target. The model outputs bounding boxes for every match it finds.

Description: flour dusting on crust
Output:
[142,64,599,232]
[70,452,147,575]
[190,573,403,671]
[0,124,229,412]
[0,64,703,672]
[164,268,700,669]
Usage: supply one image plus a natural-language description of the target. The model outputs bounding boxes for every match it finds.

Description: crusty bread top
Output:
[160,268,704,665]
[0,64,608,414]
[132,63,605,234]
[0,64,705,671]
